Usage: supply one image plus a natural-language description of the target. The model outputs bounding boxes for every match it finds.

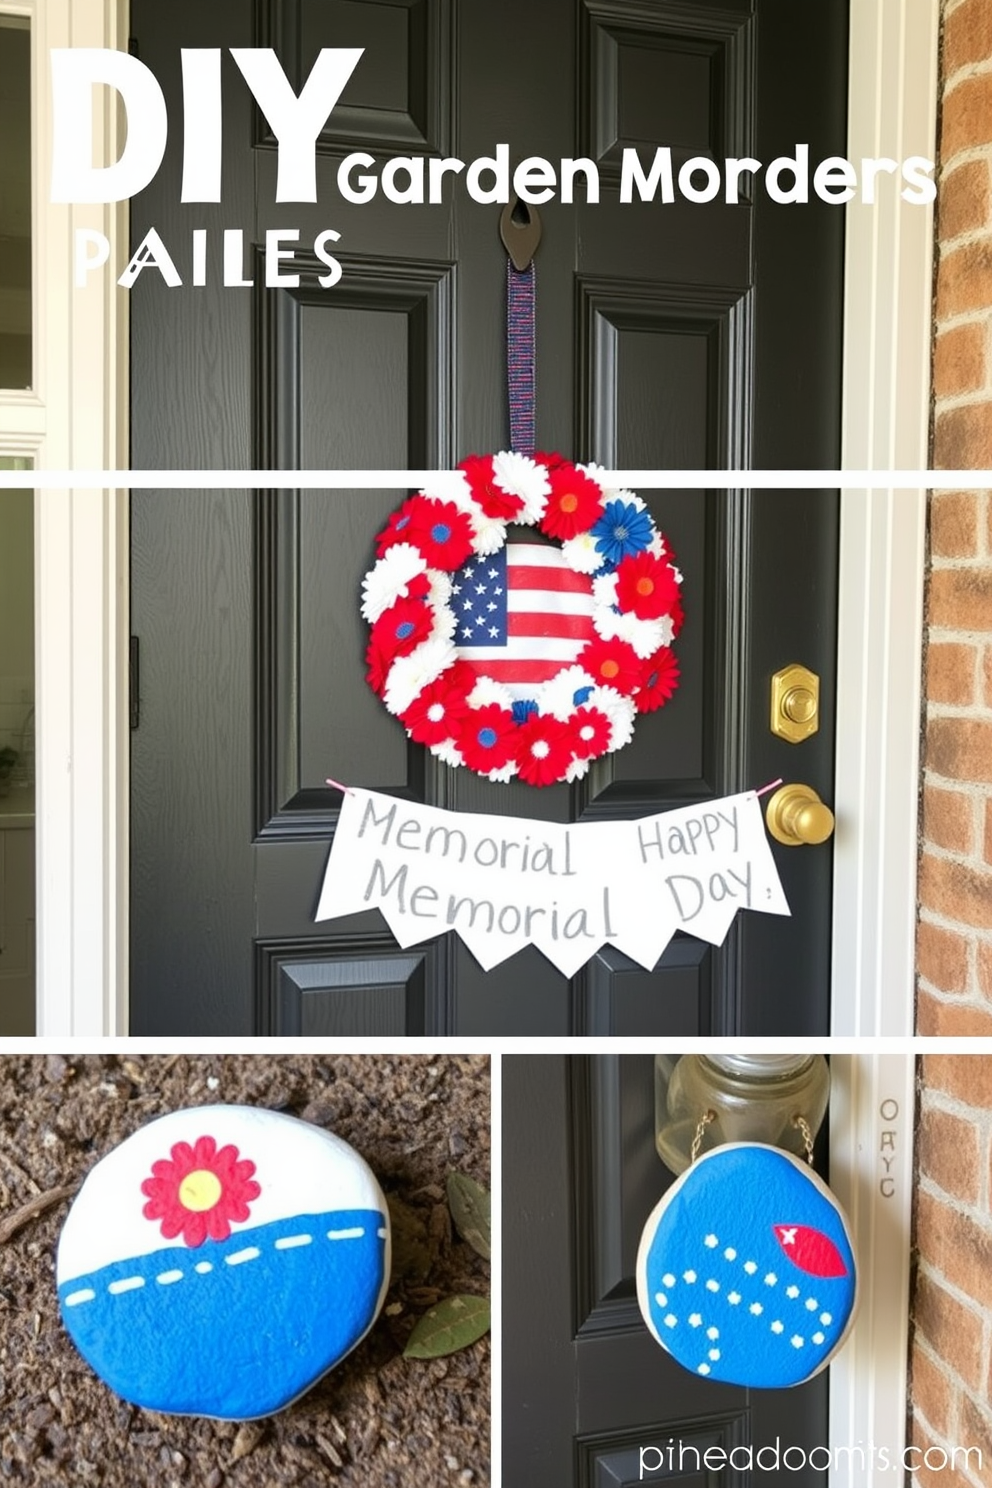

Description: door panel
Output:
[504,1055,829,1485]
[130,0,847,1034]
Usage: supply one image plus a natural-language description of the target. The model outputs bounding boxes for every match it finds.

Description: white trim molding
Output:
[832,0,939,1033]
[829,1053,916,1487]
[33,0,129,1033]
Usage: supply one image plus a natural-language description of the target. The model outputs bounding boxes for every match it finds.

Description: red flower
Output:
[532,450,568,472]
[400,661,475,745]
[365,633,392,695]
[614,550,680,619]
[140,1135,261,1248]
[577,636,642,695]
[540,464,604,541]
[455,703,518,773]
[669,595,685,638]
[370,595,433,667]
[459,455,526,520]
[410,498,476,569]
[568,705,612,759]
[636,647,680,713]
[377,495,475,570]
[375,494,425,557]
[514,712,574,786]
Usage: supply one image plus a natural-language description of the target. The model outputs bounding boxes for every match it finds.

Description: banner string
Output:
[327,776,786,801]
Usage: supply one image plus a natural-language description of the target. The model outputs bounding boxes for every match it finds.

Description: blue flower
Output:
[591,500,654,567]
[511,699,539,724]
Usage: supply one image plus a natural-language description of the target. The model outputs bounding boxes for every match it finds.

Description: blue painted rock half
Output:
[57,1105,391,1419]
[636,1143,857,1389]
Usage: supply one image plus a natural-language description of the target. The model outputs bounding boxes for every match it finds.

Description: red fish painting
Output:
[773,1223,849,1278]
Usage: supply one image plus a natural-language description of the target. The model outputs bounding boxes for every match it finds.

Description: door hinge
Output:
[129,636,140,730]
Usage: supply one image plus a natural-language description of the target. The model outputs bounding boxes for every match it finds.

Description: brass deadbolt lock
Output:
[770,663,820,743]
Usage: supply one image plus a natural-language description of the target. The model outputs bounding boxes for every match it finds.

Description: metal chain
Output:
[690,1109,716,1163]
[792,1114,815,1165]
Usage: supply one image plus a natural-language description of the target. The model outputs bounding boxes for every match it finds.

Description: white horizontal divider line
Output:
[7,469,990,489]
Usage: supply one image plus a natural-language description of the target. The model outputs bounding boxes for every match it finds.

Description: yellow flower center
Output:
[179,1168,223,1212]
[636,576,655,597]
[559,492,579,513]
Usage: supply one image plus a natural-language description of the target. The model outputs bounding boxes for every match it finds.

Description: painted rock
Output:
[636,1143,857,1389]
[57,1105,391,1419]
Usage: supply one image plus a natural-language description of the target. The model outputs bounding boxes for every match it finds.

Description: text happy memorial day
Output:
[315,789,789,976]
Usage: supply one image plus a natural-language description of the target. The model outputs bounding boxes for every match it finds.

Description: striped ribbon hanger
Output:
[499,198,542,455]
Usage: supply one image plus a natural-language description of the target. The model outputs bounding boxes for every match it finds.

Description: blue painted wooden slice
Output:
[57,1105,391,1419]
[636,1143,857,1389]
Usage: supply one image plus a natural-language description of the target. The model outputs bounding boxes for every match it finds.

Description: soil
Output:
[0,1054,490,1487]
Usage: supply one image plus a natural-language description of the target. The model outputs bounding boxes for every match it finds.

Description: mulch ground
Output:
[0,1055,490,1487]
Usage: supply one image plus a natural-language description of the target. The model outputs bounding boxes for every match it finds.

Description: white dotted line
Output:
[225,1246,261,1267]
[64,1288,96,1308]
[63,1224,379,1307]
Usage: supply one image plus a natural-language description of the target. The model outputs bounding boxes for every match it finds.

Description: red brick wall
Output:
[911,1057,992,1479]
[918,0,992,1035]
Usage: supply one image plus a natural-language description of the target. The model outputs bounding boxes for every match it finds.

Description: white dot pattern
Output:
[648,1230,846,1380]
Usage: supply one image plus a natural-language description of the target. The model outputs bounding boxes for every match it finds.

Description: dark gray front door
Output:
[129,0,847,1035]
[504,1055,830,1485]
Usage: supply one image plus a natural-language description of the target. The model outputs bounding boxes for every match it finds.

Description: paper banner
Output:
[314,789,790,977]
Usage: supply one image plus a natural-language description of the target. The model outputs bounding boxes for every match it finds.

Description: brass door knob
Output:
[765,784,835,846]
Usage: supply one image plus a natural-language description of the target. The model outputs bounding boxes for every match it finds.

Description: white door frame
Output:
[831,0,937,1036]
[29,0,936,1035]
[828,1050,916,1486]
[29,0,129,1035]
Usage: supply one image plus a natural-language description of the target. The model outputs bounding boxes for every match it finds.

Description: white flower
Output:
[588,685,636,750]
[485,761,518,783]
[468,676,515,710]
[431,600,458,644]
[469,510,508,555]
[591,571,619,608]
[360,543,428,623]
[418,472,475,509]
[427,570,453,610]
[565,755,592,782]
[383,637,456,716]
[432,739,465,769]
[594,607,670,658]
[561,531,605,574]
[611,488,647,513]
[648,532,667,560]
[577,461,610,488]
[491,450,549,523]
[540,665,597,721]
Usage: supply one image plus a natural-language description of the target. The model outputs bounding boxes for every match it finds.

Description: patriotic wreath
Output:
[361,452,683,786]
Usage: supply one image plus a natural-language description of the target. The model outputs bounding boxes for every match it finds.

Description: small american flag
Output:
[452,542,596,695]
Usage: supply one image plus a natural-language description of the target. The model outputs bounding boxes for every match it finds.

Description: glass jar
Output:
[654,1054,830,1175]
